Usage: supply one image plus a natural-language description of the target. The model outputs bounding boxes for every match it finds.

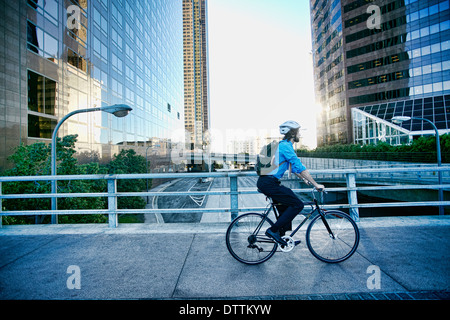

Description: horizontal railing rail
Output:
[298,152,450,163]
[1,166,449,228]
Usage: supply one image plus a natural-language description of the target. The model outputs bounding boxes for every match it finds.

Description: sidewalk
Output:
[0,216,449,300]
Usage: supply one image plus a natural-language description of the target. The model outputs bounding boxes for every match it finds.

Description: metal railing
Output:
[1,166,449,228]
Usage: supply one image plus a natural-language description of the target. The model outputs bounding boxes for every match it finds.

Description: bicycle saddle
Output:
[257,189,270,198]
[257,189,280,205]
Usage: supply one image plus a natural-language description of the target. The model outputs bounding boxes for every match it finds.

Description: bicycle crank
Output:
[280,236,295,252]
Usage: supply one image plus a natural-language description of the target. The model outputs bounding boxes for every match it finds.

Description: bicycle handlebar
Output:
[303,180,327,194]
[316,188,328,194]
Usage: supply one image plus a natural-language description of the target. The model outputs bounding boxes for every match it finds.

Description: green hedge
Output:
[298,134,450,163]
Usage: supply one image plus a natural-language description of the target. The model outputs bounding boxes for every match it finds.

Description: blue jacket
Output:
[270,140,307,179]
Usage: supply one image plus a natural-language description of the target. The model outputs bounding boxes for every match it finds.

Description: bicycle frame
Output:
[255,189,335,242]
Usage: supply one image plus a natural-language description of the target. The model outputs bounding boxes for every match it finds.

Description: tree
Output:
[2,141,52,224]
[2,138,163,226]
[2,135,107,224]
[107,149,147,209]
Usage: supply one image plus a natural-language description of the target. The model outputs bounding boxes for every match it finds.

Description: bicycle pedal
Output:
[294,240,301,246]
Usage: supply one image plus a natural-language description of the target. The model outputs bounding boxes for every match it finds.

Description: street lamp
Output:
[391,116,444,215]
[50,104,132,224]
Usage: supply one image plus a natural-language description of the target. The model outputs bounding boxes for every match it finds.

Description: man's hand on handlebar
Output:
[296,171,325,192]
[315,184,325,192]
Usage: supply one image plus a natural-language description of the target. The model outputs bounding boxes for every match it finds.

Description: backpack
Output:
[256,140,286,176]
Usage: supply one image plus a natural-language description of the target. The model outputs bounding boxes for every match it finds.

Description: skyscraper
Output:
[310,0,450,147]
[0,0,184,170]
[183,0,210,150]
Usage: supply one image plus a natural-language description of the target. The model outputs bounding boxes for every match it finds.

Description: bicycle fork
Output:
[319,211,336,239]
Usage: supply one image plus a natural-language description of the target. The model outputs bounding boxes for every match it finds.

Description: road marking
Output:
[189,179,213,207]
[151,180,181,224]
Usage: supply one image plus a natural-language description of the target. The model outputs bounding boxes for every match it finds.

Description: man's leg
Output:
[268,186,304,233]
[257,177,303,245]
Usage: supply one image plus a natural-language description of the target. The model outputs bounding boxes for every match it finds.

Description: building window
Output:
[27,70,58,139]
[349,88,411,105]
[93,66,108,90]
[93,36,108,62]
[27,21,58,63]
[27,0,58,26]
[346,34,407,59]
[28,71,57,115]
[348,70,410,89]
[111,27,123,51]
[28,114,57,139]
[93,7,108,37]
[111,52,123,75]
[67,48,87,72]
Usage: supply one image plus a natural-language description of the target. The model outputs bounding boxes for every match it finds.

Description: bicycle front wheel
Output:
[226,213,277,265]
[306,210,359,263]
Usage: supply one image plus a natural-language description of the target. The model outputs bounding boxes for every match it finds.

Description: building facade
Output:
[310,0,450,147]
[183,0,210,150]
[0,0,184,170]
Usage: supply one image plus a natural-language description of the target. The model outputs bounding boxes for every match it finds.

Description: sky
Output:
[207,0,317,151]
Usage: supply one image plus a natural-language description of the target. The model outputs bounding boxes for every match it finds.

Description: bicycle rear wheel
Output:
[306,210,359,263]
[226,213,277,265]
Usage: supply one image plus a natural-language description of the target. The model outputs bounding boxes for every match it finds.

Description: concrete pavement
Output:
[0,215,449,300]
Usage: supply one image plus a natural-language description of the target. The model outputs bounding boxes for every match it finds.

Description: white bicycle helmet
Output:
[279,120,301,135]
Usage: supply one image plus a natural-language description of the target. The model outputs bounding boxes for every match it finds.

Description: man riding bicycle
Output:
[257,121,325,246]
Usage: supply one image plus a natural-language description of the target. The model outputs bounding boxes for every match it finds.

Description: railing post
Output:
[438,170,444,215]
[346,173,360,222]
[51,178,58,224]
[108,178,118,228]
[229,173,238,220]
[0,181,2,228]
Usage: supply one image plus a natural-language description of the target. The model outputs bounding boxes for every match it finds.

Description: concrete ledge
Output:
[1,215,448,300]
[357,215,450,228]
[0,215,449,235]
[0,222,229,235]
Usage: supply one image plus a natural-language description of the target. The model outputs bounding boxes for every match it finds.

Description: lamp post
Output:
[392,116,444,215]
[50,104,132,224]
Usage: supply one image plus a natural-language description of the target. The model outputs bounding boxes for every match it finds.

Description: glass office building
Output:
[311,0,450,146]
[311,0,347,146]
[0,0,184,170]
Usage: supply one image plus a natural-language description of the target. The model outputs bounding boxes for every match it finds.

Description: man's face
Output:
[294,129,301,143]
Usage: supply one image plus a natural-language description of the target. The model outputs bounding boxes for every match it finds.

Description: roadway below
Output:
[146,176,265,224]
[152,178,210,223]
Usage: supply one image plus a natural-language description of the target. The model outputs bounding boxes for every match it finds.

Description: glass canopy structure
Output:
[352,94,450,145]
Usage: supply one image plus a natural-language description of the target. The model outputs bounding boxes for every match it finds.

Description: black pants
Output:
[257,175,304,234]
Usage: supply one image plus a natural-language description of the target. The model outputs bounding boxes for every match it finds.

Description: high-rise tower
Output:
[183,0,210,150]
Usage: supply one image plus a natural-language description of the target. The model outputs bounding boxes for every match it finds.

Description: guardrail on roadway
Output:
[1,166,449,228]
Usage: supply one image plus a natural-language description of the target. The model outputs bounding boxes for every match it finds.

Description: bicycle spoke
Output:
[306,210,359,263]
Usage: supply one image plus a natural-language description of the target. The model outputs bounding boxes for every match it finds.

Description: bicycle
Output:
[225,187,360,265]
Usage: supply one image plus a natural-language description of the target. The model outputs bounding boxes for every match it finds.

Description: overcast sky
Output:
[207,0,317,151]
